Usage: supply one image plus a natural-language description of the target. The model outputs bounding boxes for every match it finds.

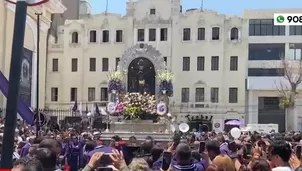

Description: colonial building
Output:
[0,1,66,110]
[47,0,248,131]
[245,9,302,132]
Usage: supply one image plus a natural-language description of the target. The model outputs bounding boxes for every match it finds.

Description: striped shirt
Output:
[0,152,20,163]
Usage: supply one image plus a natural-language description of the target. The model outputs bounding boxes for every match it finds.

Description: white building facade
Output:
[245,9,302,132]
[47,0,249,131]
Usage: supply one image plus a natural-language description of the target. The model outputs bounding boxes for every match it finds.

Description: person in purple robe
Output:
[220,141,232,156]
[19,136,35,157]
[152,143,205,171]
[81,140,97,168]
[56,135,68,168]
[67,136,85,171]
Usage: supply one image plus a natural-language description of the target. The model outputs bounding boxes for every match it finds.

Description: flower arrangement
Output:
[107,70,127,92]
[156,70,174,82]
[122,92,157,120]
[156,70,174,96]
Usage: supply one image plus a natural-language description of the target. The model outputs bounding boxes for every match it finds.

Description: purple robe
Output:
[67,140,84,171]
[58,143,68,167]
[20,143,31,157]
[220,142,231,156]
[152,158,205,171]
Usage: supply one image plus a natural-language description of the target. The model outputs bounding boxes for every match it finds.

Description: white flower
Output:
[156,70,174,81]
[108,70,127,81]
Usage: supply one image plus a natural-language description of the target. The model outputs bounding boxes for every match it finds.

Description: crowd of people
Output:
[2,118,302,171]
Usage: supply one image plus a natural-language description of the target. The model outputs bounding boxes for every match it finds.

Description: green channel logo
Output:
[276,15,285,23]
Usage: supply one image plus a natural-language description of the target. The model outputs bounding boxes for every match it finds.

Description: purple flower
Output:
[108,80,124,92]
[159,80,173,96]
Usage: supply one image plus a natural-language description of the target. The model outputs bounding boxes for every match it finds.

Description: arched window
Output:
[89,30,97,43]
[71,32,79,43]
[230,27,239,40]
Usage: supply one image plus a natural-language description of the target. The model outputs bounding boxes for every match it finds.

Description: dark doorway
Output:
[258,97,285,132]
[128,57,156,94]
[186,115,213,132]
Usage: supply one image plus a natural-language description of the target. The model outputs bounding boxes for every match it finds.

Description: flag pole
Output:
[105,0,108,14]
[1,0,28,168]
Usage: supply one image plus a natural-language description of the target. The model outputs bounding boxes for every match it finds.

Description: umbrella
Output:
[87,146,113,158]
[225,120,242,126]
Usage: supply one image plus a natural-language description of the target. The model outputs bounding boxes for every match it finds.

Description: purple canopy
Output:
[225,120,242,126]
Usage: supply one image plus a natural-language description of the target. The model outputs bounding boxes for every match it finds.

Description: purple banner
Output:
[0,71,34,124]
[19,48,33,107]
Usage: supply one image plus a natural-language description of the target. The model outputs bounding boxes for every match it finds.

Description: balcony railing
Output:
[170,102,245,114]
[50,44,63,48]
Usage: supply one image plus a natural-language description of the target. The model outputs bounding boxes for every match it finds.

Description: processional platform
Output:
[111,120,167,133]
[101,120,172,142]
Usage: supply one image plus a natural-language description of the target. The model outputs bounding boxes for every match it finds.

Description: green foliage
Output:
[279,91,298,109]
[124,106,141,120]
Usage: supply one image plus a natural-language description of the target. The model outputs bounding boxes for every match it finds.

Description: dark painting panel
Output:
[19,48,33,107]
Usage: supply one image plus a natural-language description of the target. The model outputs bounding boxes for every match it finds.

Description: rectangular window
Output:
[230,56,238,71]
[100,88,108,101]
[197,56,205,71]
[150,8,156,15]
[212,27,220,40]
[89,30,97,43]
[51,87,58,102]
[52,58,58,72]
[116,30,123,42]
[181,88,190,103]
[289,26,302,36]
[89,58,96,72]
[160,28,168,41]
[195,88,204,102]
[102,30,109,42]
[137,29,145,42]
[149,28,156,41]
[211,87,219,103]
[229,88,238,103]
[102,58,109,71]
[182,57,190,71]
[211,56,219,71]
[249,43,285,60]
[197,28,205,40]
[70,88,77,101]
[71,58,78,72]
[115,57,120,71]
[163,57,167,64]
[288,43,302,60]
[183,28,191,41]
[249,19,285,36]
[88,87,95,101]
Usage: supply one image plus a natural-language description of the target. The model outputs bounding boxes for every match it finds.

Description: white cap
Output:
[93,131,100,135]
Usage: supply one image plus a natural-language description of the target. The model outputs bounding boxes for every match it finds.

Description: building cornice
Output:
[44,0,66,14]
[5,3,49,33]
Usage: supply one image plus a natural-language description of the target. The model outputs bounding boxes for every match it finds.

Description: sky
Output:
[89,0,302,16]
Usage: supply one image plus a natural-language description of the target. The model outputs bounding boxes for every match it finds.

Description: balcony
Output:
[248,60,282,68]
[246,76,302,90]
[49,44,63,52]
